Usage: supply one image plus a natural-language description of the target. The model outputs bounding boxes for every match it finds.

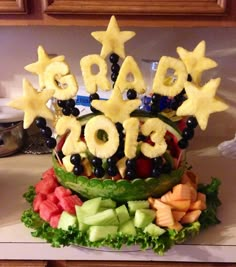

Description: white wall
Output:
[0,26,235,139]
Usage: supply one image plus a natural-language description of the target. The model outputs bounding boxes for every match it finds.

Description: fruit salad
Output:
[9,16,227,254]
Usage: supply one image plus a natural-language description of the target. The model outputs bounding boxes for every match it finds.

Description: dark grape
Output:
[73,165,84,176]
[109,53,119,64]
[127,89,137,100]
[66,99,75,108]
[111,72,118,82]
[70,154,81,165]
[152,156,163,167]
[115,122,123,133]
[151,167,161,178]
[182,127,194,140]
[62,107,71,116]
[57,100,66,108]
[151,93,161,103]
[107,156,116,166]
[150,103,160,113]
[178,138,189,149]
[137,134,146,142]
[94,167,105,178]
[71,107,80,117]
[35,117,46,128]
[187,74,192,82]
[107,165,118,176]
[57,150,65,161]
[89,93,99,102]
[126,158,136,169]
[111,63,120,73]
[91,157,102,167]
[40,126,52,138]
[186,116,198,129]
[162,163,172,173]
[125,168,136,180]
[46,137,57,149]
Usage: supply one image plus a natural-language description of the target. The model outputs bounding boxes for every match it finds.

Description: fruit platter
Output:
[8,16,228,255]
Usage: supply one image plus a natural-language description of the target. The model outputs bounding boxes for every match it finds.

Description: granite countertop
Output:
[0,137,236,262]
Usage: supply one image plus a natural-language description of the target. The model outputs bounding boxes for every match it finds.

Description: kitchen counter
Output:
[0,137,236,262]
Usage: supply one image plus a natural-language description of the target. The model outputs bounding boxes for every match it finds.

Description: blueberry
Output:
[152,156,163,167]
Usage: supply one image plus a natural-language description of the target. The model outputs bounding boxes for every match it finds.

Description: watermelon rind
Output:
[53,158,184,202]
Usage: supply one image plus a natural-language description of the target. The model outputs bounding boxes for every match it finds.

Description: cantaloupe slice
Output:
[197,192,206,202]
[172,210,186,221]
[160,191,173,203]
[167,199,191,211]
[155,207,175,227]
[181,210,202,224]
[171,184,191,201]
[181,171,198,189]
[154,198,172,209]
[168,221,183,231]
[189,199,206,211]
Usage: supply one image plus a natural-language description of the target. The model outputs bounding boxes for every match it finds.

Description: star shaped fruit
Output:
[91,16,135,59]
[177,41,217,84]
[176,78,228,130]
[8,79,55,129]
[91,86,141,123]
[24,46,65,89]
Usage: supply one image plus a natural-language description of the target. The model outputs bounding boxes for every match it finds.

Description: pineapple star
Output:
[8,79,55,129]
[91,16,135,59]
[176,78,228,130]
[24,46,65,89]
[177,41,217,84]
[91,86,141,123]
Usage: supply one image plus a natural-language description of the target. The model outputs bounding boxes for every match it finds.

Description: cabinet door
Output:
[0,0,27,14]
[43,0,228,15]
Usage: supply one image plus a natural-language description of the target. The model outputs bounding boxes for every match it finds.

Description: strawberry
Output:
[136,156,153,178]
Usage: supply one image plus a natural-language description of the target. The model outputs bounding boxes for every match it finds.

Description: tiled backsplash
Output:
[0,26,235,139]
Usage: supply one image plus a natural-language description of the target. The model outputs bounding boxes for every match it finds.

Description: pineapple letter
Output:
[80,54,111,94]
[115,56,146,94]
[152,56,187,97]
[44,61,78,100]
[55,116,87,156]
[84,115,119,158]
[140,118,167,158]
[123,117,139,159]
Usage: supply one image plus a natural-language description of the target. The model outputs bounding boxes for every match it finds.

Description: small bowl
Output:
[0,121,24,157]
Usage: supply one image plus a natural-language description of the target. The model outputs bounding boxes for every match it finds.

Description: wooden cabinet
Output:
[0,0,27,14]
[43,0,228,16]
[0,0,235,27]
